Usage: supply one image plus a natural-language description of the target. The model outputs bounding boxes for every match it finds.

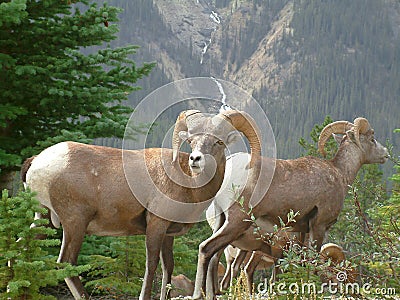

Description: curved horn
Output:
[172,110,201,163]
[318,121,353,157]
[221,110,261,168]
[353,117,371,150]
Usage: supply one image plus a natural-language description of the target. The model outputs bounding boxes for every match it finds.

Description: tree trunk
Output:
[0,170,19,196]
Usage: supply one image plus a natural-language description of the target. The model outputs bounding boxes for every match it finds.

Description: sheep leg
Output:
[159,235,174,300]
[204,206,226,297]
[31,209,50,240]
[193,215,251,299]
[220,247,234,291]
[207,212,226,296]
[299,231,307,246]
[57,227,88,299]
[139,215,169,300]
[207,249,223,296]
[309,228,325,251]
[244,252,262,292]
[271,265,281,282]
[229,249,247,288]
[309,217,326,251]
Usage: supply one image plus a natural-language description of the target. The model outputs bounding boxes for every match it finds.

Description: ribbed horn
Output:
[318,121,353,157]
[353,117,371,150]
[172,110,201,163]
[220,110,261,168]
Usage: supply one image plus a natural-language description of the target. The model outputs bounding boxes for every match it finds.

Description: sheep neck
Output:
[191,158,226,203]
[331,141,364,186]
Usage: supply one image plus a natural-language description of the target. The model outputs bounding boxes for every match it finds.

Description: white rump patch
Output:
[212,152,250,212]
[26,142,70,214]
[261,255,275,263]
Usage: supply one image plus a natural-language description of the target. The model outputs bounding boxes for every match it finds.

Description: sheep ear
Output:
[226,131,241,145]
[332,133,343,145]
[178,131,189,141]
[345,130,356,143]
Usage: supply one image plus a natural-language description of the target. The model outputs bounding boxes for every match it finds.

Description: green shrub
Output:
[0,189,88,299]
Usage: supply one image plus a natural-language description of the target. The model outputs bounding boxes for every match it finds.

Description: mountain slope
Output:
[105,0,399,163]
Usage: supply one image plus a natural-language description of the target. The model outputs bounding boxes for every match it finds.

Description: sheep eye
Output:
[216,140,224,146]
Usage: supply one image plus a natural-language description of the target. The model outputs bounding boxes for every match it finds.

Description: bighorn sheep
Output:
[166,266,225,299]
[193,117,388,299]
[320,243,357,283]
[222,242,354,292]
[206,201,299,293]
[221,245,274,291]
[22,109,261,300]
[165,274,195,298]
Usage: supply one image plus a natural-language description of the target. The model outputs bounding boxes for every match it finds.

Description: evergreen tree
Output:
[82,236,146,297]
[0,0,154,192]
[0,189,89,299]
[378,129,400,231]
[79,222,211,297]
[298,115,336,158]
[362,129,400,288]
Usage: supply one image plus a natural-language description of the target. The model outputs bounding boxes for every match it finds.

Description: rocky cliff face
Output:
[151,0,294,99]
[113,0,400,161]
[226,2,295,97]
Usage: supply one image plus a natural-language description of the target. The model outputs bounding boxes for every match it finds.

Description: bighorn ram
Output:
[22,109,261,300]
[193,117,388,299]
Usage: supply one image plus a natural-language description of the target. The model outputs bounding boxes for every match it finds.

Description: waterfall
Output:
[211,77,232,112]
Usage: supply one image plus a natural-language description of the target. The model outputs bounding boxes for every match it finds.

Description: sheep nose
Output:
[189,150,203,164]
[190,154,201,162]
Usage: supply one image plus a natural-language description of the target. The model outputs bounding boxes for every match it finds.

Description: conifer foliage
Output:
[0,0,154,177]
[0,189,89,299]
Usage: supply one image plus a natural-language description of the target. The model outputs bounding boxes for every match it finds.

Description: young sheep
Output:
[164,266,225,299]
[206,200,300,293]
[220,245,274,292]
[193,117,389,299]
[223,242,354,292]
[320,243,357,283]
[22,109,261,300]
[156,274,194,298]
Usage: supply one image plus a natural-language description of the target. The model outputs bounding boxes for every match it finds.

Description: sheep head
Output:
[172,109,203,163]
[320,243,345,264]
[172,110,261,174]
[320,243,357,283]
[318,117,373,157]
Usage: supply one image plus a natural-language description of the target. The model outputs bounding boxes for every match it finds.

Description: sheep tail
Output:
[21,156,36,183]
